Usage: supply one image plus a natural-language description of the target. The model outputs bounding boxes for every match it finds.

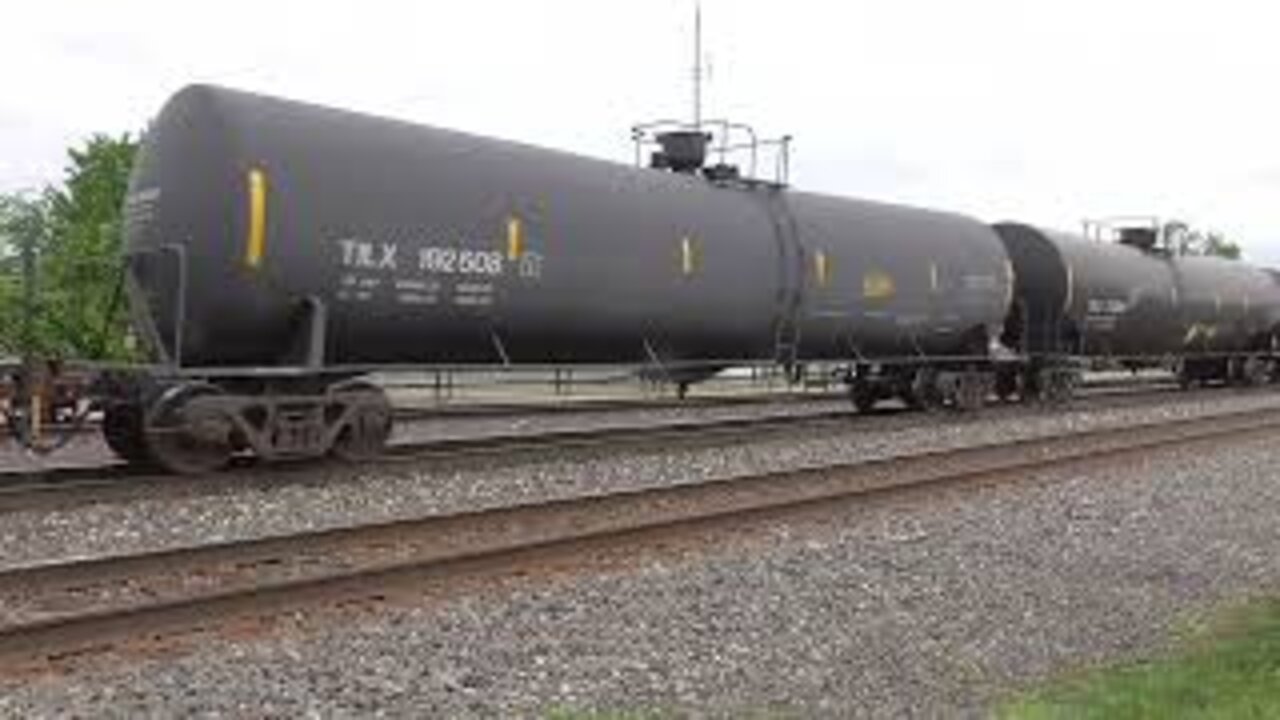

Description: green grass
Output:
[999,598,1280,719]
[543,706,800,719]
[542,702,670,712]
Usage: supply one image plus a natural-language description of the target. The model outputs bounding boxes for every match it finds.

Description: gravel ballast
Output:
[3,410,1280,716]
[3,392,1280,572]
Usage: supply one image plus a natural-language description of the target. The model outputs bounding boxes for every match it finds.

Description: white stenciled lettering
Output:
[339,238,361,267]
[339,238,401,271]
[338,236,512,285]
[519,251,544,279]
[377,243,398,270]
[418,246,504,277]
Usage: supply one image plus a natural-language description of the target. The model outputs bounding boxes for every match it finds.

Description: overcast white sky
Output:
[2,1,1277,262]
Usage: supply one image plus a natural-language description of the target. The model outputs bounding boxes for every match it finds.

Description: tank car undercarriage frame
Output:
[110,372,393,474]
[2,361,393,475]
[837,355,1085,414]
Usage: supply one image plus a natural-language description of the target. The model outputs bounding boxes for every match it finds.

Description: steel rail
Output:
[0,404,1277,668]
[0,380,1238,514]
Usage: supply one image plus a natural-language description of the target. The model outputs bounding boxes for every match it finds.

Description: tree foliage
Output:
[0,192,49,357]
[1163,220,1243,260]
[0,134,139,360]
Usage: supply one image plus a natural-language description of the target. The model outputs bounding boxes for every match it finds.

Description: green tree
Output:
[0,134,139,360]
[0,192,51,357]
[1163,220,1243,260]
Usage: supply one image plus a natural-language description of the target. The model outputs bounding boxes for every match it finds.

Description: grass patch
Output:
[543,706,799,719]
[543,709,667,720]
[1000,598,1280,719]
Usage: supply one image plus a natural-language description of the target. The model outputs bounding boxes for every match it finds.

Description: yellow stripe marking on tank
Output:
[1003,259,1015,309]
[929,262,939,293]
[815,251,830,287]
[680,235,696,276]
[245,168,268,269]
[862,269,895,300]
[1062,262,1075,313]
[506,216,524,260]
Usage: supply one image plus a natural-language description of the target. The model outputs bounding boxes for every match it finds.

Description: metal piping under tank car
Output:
[4,84,1279,474]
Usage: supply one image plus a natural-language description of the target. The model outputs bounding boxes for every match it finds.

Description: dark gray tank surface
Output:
[995,223,1180,356]
[124,85,1010,369]
[995,222,1280,358]
[793,194,1010,358]
[1173,256,1280,352]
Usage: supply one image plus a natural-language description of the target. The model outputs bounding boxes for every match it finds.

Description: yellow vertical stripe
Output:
[506,216,524,260]
[815,251,830,286]
[245,168,267,269]
[681,236,695,275]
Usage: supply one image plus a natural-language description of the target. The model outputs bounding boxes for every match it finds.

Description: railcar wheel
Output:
[102,402,150,465]
[994,370,1018,403]
[1039,368,1077,405]
[1238,356,1268,387]
[952,371,988,412]
[904,368,942,411]
[144,385,234,475]
[1177,364,1193,390]
[332,383,393,462]
[849,381,878,413]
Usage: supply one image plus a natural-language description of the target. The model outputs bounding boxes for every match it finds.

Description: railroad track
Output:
[1,387,849,438]
[0,405,864,512]
[1,403,1278,670]
[0,380,1244,513]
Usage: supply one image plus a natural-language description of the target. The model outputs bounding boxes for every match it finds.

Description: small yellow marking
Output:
[680,235,697,275]
[245,168,267,269]
[862,269,895,300]
[506,216,524,260]
[929,263,939,293]
[815,251,831,287]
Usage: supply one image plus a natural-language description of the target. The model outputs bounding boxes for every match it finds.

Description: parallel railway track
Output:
[0,405,863,513]
[0,379,1239,514]
[1,403,1278,670]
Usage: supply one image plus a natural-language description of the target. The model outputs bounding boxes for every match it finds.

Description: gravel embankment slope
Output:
[2,392,1279,571]
[3,404,1280,716]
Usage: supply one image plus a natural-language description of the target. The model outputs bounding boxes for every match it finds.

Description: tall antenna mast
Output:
[692,1,703,129]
